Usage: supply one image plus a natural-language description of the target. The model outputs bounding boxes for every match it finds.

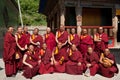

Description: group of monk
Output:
[3,25,119,79]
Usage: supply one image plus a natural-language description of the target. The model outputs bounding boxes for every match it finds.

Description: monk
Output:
[44,27,56,51]
[84,47,99,76]
[52,42,68,73]
[55,25,68,49]
[68,28,80,47]
[99,49,119,78]
[22,44,41,79]
[15,27,27,70]
[66,44,85,75]
[79,29,93,59]
[3,26,16,77]
[39,43,54,74]
[30,28,43,54]
[22,26,31,45]
[94,27,108,56]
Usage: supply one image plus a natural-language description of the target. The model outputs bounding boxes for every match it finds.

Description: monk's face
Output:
[42,43,47,50]
[71,28,75,34]
[8,27,14,33]
[71,44,76,51]
[33,28,39,35]
[46,27,51,34]
[98,27,103,34]
[29,45,34,52]
[104,49,110,56]
[23,26,28,32]
[17,27,23,34]
[57,43,62,49]
[88,47,93,55]
[82,29,87,35]
[60,25,65,32]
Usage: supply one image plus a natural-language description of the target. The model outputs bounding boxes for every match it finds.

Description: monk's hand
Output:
[87,64,91,68]
[25,45,28,50]
[78,62,82,66]
[29,65,33,68]
[54,61,58,65]
[38,60,41,65]
[20,48,25,51]
[50,61,54,65]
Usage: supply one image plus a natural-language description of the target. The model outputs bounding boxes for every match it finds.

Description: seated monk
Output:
[99,49,119,78]
[66,44,85,75]
[39,43,54,74]
[52,42,68,73]
[84,47,99,76]
[22,44,41,79]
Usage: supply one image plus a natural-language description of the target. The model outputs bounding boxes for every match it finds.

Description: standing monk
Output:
[99,49,119,78]
[52,42,68,73]
[68,28,80,47]
[44,27,56,51]
[3,26,17,77]
[30,28,43,54]
[66,44,85,75]
[22,44,40,79]
[39,43,54,74]
[15,27,27,70]
[55,25,68,49]
[22,26,31,45]
[79,29,93,59]
[84,47,99,76]
[94,27,108,56]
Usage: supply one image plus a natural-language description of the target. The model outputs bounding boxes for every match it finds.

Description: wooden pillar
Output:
[60,0,65,26]
[76,0,82,36]
[112,8,118,47]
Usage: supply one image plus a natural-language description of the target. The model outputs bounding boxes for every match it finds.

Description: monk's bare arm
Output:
[94,34,101,42]
[55,32,59,43]
[68,36,72,45]
[30,37,38,45]
[23,54,33,68]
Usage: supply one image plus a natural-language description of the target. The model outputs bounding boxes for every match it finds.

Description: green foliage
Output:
[18,0,47,26]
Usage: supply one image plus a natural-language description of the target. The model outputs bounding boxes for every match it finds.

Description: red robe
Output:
[53,47,68,73]
[94,33,108,56]
[22,32,31,45]
[68,34,80,47]
[66,49,85,75]
[31,34,43,54]
[85,52,99,76]
[79,35,93,59]
[39,48,54,74]
[22,51,40,79]
[99,53,119,78]
[3,32,16,76]
[44,32,56,51]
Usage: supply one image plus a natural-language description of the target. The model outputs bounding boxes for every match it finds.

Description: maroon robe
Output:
[31,34,43,54]
[68,34,80,47]
[22,32,31,45]
[57,31,68,44]
[99,53,119,78]
[85,52,99,76]
[3,32,16,76]
[94,33,108,56]
[79,35,93,59]
[44,32,56,51]
[23,51,40,79]
[39,48,53,74]
[53,47,68,73]
[66,49,85,75]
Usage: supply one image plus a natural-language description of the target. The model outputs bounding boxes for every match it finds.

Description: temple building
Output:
[39,0,120,48]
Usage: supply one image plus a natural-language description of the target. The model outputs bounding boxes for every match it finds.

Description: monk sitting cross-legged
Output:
[84,47,99,77]
[66,44,85,75]
[22,44,41,79]
[39,43,54,74]
[52,42,68,73]
[99,49,119,78]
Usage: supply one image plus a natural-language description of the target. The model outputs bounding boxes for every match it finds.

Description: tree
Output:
[18,0,47,26]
